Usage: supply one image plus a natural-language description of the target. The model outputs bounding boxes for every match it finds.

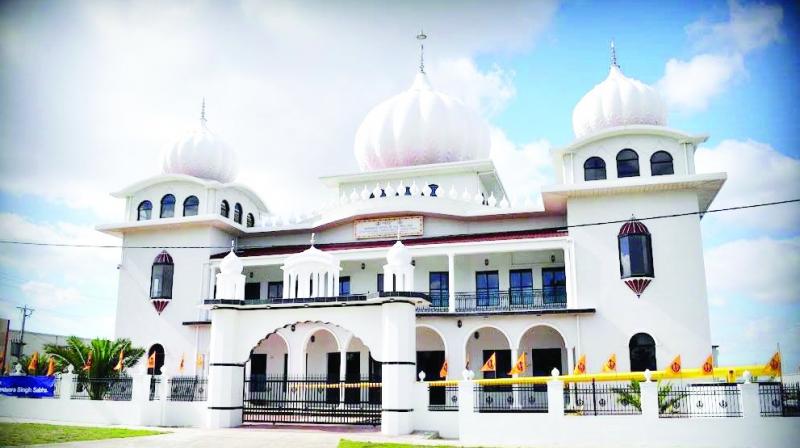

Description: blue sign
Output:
[0,375,56,398]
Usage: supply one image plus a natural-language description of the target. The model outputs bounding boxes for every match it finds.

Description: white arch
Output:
[302,326,342,353]
[462,324,513,357]
[515,323,570,351]
[415,323,449,358]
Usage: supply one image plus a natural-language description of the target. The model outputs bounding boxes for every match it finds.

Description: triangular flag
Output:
[480,352,496,372]
[113,349,125,372]
[764,352,781,376]
[701,354,714,376]
[465,354,470,370]
[27,352,39,374]
[45,357,56,376]
[179,353,185,373]
[147,351,156,370]
[602,354,617,373]
[196,353,204,368]
[665,355,682,377]
[82,351,93,372]
[439,359,448,379]
[573,354,587,375]
[509,352,527,375]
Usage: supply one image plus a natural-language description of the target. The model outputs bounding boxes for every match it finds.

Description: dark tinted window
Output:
[339,276,351,295]
[138,201,152,221]
[629,333,657,371]
[616,149,640,178]
[619,234,654,278]
[220,200,229,218]
[429,272,449,308]
[267,282,283,299]
[234,203,243,224]
[246,213,255,228]
[583,157,607,181]
[650,151,674,176]
[160,194,175,218]
[183,196,199,216]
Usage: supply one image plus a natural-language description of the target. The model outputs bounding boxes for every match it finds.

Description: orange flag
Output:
[465,354,470,370]
[196,353,204,368]
[179,353,185,373]
[480,352,497,372]
[508,352,527,375]
[27,352,39,374]
[45,357,56,376]
[573,354,587,375]
[439,359,448,379]
[665,355,682,377]
[764,352,781,376]
[147,352,156,369]
[82,351,93,372]
[113,350,125,372]
[601,354,617,373]
[701,354,714,376]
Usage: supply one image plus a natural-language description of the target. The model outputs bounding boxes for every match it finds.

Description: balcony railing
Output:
[417,287,567,314]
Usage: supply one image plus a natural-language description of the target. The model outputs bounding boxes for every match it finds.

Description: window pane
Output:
[377,273,384,293]
[339,277,351,295]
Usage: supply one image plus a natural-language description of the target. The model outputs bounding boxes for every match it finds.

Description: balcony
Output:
[416,287,567,315]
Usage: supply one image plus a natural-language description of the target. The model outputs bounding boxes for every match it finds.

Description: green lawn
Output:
[0,423,164,446]
[338,440,461,448]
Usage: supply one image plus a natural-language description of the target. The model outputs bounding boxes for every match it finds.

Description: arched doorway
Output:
[416,325,447,407]
[147,344,165,375]
[465,326,511,380]
[517,325,568,377]
[629,333,657,371]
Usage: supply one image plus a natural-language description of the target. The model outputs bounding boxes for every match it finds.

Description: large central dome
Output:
[354,72,491,171]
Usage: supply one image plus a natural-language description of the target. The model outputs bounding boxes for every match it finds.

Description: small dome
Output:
[386,240,412,266]
[619,218,650,236]
[354,72,490,171]
[153,250,173,265]
[220,250,243,275]
[162,104,238,183]
[572,65,667,140]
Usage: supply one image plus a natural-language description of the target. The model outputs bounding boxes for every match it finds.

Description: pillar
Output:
[339,347,347,405]
[740,377,760,419]
[563,243,576,308]
[546,375,564,417]
[447,253,456,312]
[206,308,244,428]
[380,300,416,435]
[640,377,659,419]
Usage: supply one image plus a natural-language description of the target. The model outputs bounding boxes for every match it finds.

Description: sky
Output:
[0,0,798,372]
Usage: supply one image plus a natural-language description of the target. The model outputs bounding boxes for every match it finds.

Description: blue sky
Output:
[0,0,798,373]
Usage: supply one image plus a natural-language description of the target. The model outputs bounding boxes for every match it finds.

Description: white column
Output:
[282,270,289,299]
[208,265,217,300]
[563,243,576,309]
[640,378,659,419]
[448,253,456,313]
[59,370,74,401]
[546,375,564,417]
[339,347,347,405]
[333,272,339,297]
[206,308,244,428]
[380,300,416,436]
[740,380,760,419]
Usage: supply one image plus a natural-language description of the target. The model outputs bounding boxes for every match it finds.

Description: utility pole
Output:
[15,305,34,362]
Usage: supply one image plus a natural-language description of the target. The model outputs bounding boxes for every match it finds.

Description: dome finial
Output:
[416,29,427,74]
[200,97,207,124]
[610,40,619,69]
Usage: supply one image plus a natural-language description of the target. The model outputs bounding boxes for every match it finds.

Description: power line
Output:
[0,198,796,250]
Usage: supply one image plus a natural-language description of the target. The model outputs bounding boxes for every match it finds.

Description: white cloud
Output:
[20,281,85,311]
[695,139,800,232]
[657,0,783,113]
[705,237,800,303]
[489,127,553,207]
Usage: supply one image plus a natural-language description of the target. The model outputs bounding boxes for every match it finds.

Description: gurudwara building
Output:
[96,42,734,438]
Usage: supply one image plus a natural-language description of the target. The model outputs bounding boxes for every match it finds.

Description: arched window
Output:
[234,203,243,224]
[160,194,175,218]
[246,213,255,228]
[147,344,165,375]
[650,151,674,176]
[137,201,152,221]
[183,196,199,216]
[583,157,607,181]
[618,219,654,278]
[220,200,230,218]
[629,333,657,371]
[150,251,174,300]
[616,149,640,178]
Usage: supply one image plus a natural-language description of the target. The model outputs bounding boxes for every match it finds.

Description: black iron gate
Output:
[243,374,382,425]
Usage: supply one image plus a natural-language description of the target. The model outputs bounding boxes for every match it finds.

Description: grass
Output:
[0,422,164,446]
[338,440,461,448]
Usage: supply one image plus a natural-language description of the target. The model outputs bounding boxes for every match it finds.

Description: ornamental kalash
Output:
[5,38,794,448]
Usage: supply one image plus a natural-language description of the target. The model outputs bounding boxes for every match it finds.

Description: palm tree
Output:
[44,336,144,400]
[16,353,65,376]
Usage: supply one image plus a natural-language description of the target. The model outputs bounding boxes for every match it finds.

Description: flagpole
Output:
[777,342,782,383]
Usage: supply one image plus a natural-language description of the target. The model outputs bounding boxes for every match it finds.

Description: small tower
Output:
[383,230,415,292]
[215,243,245,301]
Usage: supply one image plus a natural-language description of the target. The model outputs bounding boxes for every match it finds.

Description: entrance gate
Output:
[242,375,382,425]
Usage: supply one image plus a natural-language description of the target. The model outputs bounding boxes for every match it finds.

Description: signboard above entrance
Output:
[354,216,423,240]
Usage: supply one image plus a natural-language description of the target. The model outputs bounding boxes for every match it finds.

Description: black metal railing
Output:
[167,376,208,401]
[428,385,458,411]
[455,287,567,313]
[149,376,161,401]
[659,383,741,418]
[474,384,548,413]
[239,294,369,306]
[759,382,800,417]
[564,381,642,416]
[243,374,381,425]
[71,376,133,401]
[416,291,449,313]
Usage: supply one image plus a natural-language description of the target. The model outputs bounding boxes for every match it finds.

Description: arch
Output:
[147,343,165,375]
[160,194,175,218]
[514,323,570,352]
[416,324,448,381]
[416,324,448,358]
[650,150,674,176]
[137,200,152,221]
[616,148,640,178]
[629,332,657,372]
[249,332,290,379]
[464,325,512,380]
[516,324,569,376]
[183,195,199,216]
[304,326,342,376]
[246,212,255,228]
[583,156,607,181]
[234,203,243,224]
[220,200,230,218]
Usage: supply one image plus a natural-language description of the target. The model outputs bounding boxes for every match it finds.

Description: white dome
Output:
[386,240,412,266]
[354,72,491,171]
[572,65,667,140]
[162,116,238,183]
[220,250,243,275]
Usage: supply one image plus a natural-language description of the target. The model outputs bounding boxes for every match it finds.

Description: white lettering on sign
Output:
[354,216,423,240]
